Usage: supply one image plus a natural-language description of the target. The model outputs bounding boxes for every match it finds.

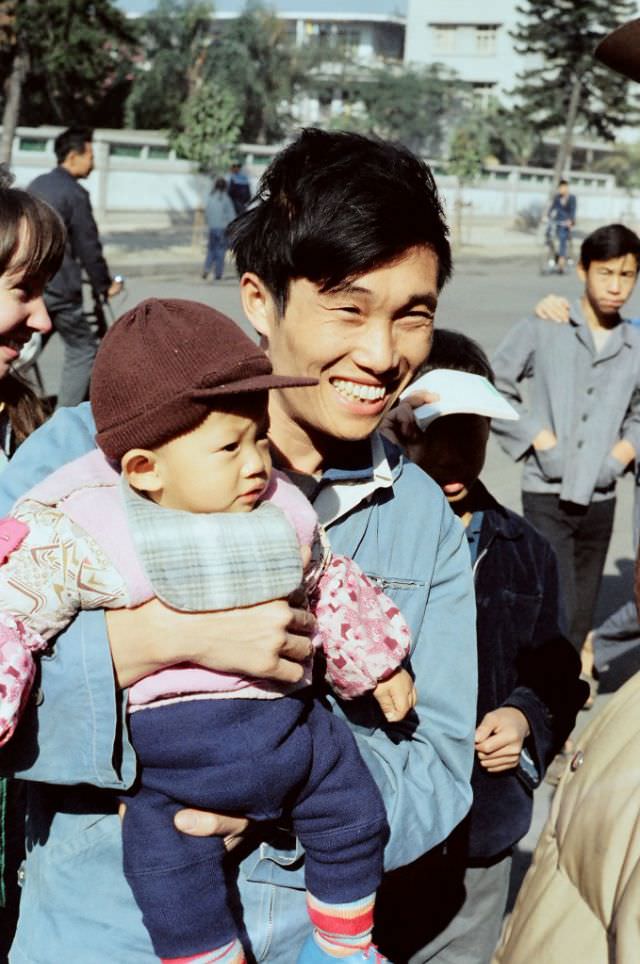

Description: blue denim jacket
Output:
[0,405,477,963]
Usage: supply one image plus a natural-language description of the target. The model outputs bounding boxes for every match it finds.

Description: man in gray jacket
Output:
[29,127,122,407]
[492,223,640,660]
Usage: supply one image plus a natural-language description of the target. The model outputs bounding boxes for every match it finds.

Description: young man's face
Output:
[579,254,639,320]
[406,413,490,507]
[148,396,272,513]
[559,182,569,197]
[246,245,440,456]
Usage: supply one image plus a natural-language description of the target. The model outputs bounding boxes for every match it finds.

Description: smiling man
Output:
[492,223,640,661]
[0,129,477,963]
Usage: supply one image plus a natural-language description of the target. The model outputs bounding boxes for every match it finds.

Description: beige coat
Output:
[493,671,640,964]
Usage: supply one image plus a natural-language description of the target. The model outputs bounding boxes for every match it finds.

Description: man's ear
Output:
[239,272,277,344]
[121,449,163,494]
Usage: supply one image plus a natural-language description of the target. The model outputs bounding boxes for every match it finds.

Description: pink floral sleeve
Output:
[312,554,412,700]
[0,611,48,746]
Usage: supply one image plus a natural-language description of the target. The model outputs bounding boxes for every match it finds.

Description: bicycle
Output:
[538,219,575,276]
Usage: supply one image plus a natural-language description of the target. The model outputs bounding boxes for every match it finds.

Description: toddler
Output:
[0,299,416,964]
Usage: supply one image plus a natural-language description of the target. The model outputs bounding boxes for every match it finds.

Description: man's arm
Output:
[491,318,551,461]
[500,541,587,776]
[68,187,112,296]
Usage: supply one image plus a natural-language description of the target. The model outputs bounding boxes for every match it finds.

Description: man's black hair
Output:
[54,127,93,164]
[228,128,452,312]
[580,223,640,270]
[558,178,569,186]
[414,329,495,384]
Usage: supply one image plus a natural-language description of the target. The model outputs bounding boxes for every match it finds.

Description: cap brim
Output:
[595,19,640,82]
[191,374,318,398]
[401,369,519,429]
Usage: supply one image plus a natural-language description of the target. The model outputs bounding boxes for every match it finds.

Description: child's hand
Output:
[475,707,531,772]
[373,668,417,722]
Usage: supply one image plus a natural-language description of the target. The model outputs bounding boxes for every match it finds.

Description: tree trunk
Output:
[550,72,582,196]
[0,47,28,166]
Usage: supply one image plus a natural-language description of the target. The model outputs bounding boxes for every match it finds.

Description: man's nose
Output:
[352,323,398,374]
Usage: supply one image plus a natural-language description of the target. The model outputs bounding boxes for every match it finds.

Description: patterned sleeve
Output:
[313,554,412,700]
[0,502,127,746]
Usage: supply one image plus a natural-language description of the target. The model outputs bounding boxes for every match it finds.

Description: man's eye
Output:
[221,442,238,452]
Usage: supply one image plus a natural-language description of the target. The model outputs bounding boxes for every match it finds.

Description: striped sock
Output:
[161,939,245,964]
[307,893,376,958]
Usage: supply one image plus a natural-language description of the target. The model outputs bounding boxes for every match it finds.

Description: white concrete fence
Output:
[3,125,639,225]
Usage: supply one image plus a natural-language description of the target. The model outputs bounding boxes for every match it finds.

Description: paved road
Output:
[34,255,640,902]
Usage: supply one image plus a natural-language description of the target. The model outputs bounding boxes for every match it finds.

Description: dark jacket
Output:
[465,482,588,859]
[28,166,111,306]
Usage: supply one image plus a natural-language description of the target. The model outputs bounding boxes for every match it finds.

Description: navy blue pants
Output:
[122,693,389,959]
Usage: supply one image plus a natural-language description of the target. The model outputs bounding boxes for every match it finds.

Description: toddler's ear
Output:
[121,449,163,494]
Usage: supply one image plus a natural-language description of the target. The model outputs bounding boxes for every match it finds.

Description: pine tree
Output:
[511,0,639,178]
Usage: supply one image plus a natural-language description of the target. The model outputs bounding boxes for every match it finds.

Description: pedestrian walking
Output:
[227,161,251,215]
[202,178,236,281]
[28,127,122,407]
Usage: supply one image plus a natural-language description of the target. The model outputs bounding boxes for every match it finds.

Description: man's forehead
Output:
[589,254,638,271]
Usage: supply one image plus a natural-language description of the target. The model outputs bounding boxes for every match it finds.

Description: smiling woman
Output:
[0,165,65,958]
[0,167,64,453]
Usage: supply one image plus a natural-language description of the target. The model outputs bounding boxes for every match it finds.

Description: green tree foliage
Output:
[511,0,639,141]
[484,100,541,167]
[335,63,466,156]
[125,0,215,130]
[171,83,241,171]
[205,1,311,144]
[448,116,489,184]
[1,0,137,127]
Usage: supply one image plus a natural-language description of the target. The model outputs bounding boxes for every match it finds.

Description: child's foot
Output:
[296,933,391,963]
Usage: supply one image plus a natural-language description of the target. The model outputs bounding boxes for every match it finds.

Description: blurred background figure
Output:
[202,177,236,282]
[545,179,577,273]
[28,127,122,408]
[227,160,251,216]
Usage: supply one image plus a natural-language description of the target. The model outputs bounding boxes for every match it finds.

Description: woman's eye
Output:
[222,442,238,452]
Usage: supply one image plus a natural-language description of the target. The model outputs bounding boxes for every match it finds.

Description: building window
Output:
[472,82,497,107]
[475,25,498,55]
[432,25,457,54]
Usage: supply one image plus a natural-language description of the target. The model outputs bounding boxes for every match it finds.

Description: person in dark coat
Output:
[29,127,122,407]
[376,330,588,964]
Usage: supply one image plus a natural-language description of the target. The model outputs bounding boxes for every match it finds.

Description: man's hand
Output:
[475,707,531,773]
[532,428,557,452]
[107,278,124,298]
[106,598,315,689]
[534,295,570,323]
[373,668,417,723]
[174,809,250,851]
[380,390,440,449]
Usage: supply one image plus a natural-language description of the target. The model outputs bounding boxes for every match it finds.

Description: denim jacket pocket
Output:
[242,831,305,887]
[534,445,563,482]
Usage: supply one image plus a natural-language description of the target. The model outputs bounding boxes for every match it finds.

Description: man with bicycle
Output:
[546,178,577,273]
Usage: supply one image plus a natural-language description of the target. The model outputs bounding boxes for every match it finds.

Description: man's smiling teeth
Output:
[333,379,386,401]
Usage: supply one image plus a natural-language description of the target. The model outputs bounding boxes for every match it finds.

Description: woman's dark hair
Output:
[214,177,227,192]
[414,329,495,384]
[580,223,640,270]
[228,128,452,312]
[0,166,66,288]
[0,167,64,445]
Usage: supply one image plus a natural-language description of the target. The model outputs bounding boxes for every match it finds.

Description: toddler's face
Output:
[152,396,272,513]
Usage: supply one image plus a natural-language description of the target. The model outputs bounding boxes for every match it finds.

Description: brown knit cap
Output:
[91,298,317,462]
